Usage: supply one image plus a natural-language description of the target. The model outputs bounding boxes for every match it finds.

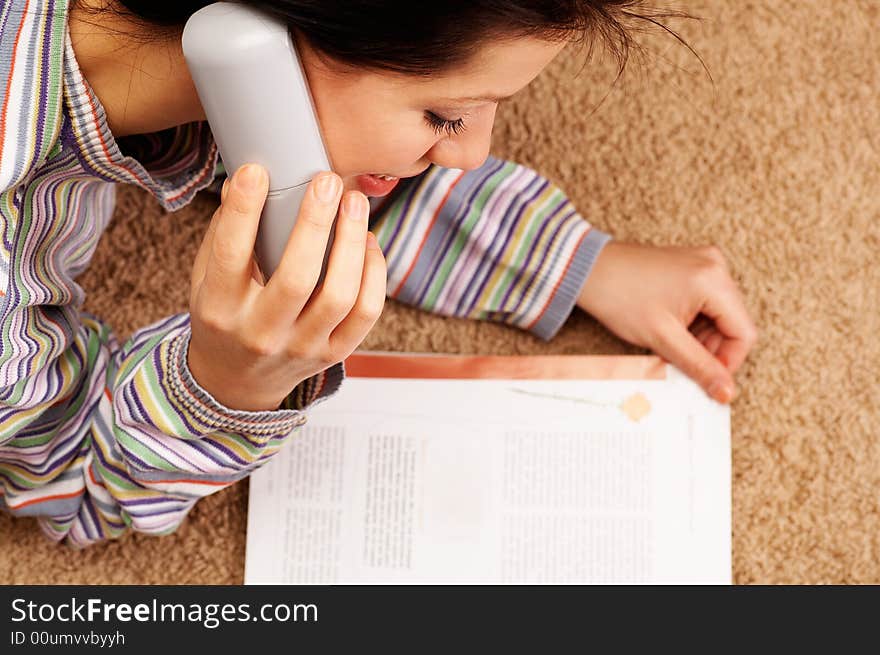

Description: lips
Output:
[353,166,431,197]
[355,174,401,197]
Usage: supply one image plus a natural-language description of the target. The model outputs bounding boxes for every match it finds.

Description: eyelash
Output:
[424,111,467,136]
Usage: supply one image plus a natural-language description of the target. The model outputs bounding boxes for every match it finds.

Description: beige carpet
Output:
[2,0,878,584]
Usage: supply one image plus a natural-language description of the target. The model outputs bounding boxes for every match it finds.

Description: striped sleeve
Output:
[0,0,346,548]
[0,177,346,548]
[367,155,612,341]
[0,0,64,191]
[0,173,345,547]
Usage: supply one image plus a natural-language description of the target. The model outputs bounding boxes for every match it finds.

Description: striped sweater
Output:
[0,0,611,547]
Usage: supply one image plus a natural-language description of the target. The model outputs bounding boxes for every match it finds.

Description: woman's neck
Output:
[69,1,206,138]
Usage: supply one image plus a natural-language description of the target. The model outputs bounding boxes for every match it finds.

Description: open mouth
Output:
[356,173,402,197]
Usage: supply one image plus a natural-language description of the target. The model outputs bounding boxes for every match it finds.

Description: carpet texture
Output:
[2,0,878,584]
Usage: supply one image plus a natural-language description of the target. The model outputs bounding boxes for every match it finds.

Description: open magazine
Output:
[245,351,731,584]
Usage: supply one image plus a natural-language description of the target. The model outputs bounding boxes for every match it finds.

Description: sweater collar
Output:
[60,11,218,212]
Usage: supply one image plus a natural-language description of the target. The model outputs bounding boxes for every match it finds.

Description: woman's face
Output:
[293,33,568,196]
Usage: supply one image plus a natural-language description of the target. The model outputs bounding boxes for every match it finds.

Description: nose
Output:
[425,105,497,172]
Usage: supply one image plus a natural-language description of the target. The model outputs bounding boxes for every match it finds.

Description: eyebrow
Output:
[444,93,514,104]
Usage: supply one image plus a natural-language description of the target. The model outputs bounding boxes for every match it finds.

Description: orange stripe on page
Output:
[392,170,466,298]
[343,351,667,380]
[526,227,590,333]
[0,0,32,160]
[9,488,84,510]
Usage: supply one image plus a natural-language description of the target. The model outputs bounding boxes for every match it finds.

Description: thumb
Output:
[653,318,736,404]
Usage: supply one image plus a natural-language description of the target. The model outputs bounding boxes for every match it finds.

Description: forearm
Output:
[369,155,613,341]
[575,239,619,317]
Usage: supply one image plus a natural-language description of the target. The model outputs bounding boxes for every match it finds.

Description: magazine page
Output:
[245,352,730,584]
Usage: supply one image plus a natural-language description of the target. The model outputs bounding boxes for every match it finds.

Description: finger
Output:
[190,207,221,306]
[202,163,268,301]
[694,325,713,346]
[653,317,736,404]
[704,330,725,356]
[298,190,369,336]
[256,172,342,326]
[699,282,758,374]
[190,180,230,299]
[327,231,387,355]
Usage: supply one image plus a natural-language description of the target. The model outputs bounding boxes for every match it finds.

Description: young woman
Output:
[0,0,757,547]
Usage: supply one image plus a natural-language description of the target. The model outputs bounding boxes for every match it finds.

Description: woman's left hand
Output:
[576,241,759,404]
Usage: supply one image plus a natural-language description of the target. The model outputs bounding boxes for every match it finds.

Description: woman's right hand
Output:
[577,241,758,404]
[187,163,387,412]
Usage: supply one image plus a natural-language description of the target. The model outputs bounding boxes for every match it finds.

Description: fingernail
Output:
[238,164,265,191]
[708,380,734,404]
[344,192,365,218]
[316,173,340,203]
[366,231,380,249]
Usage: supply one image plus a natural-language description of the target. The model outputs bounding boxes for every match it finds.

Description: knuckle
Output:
[318,287,356,318]
[700,245,724,262]
[241,333,279,357]
[275,272,316,300]
[354,297,385,323]
[695,258,724,286]
[700,245,730,271]
[325,342,353,366]
[196,304,232,334]
[283,338,310,362]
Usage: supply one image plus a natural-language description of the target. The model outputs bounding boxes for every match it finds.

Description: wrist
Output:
[186,346,285,412]
[576,239,620,317]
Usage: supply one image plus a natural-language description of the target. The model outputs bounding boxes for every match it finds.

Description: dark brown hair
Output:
[72,0,699,78]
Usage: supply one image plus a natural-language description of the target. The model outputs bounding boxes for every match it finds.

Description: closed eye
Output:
[424,111,467,136]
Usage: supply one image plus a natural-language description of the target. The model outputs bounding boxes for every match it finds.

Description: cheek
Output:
[321,110,437,177]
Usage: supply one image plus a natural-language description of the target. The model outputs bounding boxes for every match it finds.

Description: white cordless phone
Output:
[182,2,335,283]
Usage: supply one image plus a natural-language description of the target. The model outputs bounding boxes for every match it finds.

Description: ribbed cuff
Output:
[280,359,346,411]
[529,228,613,342]
[203,159,228,195]
[168,330,344,437]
